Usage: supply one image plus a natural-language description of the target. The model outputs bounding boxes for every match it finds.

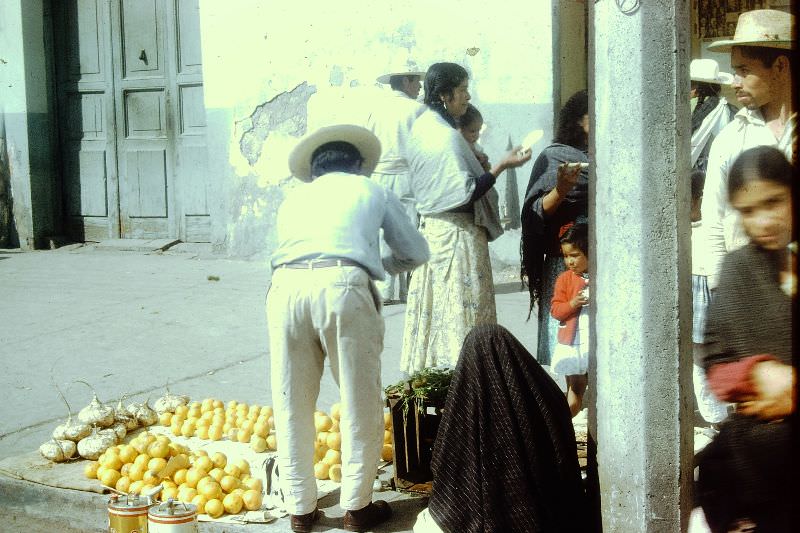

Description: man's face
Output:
[402,76,422,99]
[730,47,780,109]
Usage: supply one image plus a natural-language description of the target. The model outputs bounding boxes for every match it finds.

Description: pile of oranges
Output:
[84,431,262,518]
[158,398,278,453]
[311,404,394,481]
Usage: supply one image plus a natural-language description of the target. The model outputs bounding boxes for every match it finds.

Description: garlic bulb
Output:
[113,396,138,430]
[153,385,190,414]
[77,427,117,460]
[130,398,158,427]
[110,421,127,441]
[75,381,114,428]
[51,382,91,442]
[40,439,77,462]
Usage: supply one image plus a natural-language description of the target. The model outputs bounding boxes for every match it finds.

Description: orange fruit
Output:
[242,489,263,511]
[205,498,224,518]
[84,461,100,479]
[222,493,243,514]
[329,464,342,483]
[314,462,329,480]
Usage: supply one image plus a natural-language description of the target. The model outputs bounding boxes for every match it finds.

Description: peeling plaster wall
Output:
[199,0,555,261]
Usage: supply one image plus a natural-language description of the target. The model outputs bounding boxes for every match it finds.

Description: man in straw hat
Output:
[267,124,429,532]
[367,63,427,304]
[699,8,795,291]
[689,58,738,173]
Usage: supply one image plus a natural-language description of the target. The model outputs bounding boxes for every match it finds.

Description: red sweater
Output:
[551,270,588,345]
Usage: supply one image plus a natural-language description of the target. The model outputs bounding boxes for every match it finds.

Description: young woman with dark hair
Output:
[399,62,531,374]
[520,89,589,366]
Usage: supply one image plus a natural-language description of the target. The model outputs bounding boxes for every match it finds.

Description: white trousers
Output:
[266,266,385,514]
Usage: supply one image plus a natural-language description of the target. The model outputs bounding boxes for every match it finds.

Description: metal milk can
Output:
[147,499,198,532]
[107,493,151,533]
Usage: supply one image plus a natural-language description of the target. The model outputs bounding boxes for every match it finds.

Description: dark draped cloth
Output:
[690,96,737,173]
[520,144,588,316]
[697,244,794,532]
[427,324,590,533]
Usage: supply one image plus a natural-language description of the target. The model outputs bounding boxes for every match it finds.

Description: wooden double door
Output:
[54,0,211,242]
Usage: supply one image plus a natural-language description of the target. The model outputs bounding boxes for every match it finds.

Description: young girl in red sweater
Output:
[550,222,589,417]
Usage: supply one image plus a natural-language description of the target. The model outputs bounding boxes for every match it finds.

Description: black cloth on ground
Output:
[427,324,591,533]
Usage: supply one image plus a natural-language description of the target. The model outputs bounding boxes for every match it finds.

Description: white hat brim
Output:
[376,71,427,84]
[691,72,734,85]
[706,39,793,52]
[289,125,381,182]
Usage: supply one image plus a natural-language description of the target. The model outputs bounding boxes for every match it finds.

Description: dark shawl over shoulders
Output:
[428,325,589,533]
[703,244,792,369]
[697,244,794,532]
[520,144,588,312]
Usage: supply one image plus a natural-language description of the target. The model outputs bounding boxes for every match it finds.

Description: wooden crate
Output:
[386,396,443,494]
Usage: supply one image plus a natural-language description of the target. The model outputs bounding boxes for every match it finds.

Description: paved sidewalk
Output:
[0,244,538,532]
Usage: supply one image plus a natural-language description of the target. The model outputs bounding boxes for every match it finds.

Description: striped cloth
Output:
[427,324,590,532]
[692,274,711,344]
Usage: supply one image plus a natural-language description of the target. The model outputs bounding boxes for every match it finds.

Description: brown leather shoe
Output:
[290,508,320,533]
[343,500,392,532]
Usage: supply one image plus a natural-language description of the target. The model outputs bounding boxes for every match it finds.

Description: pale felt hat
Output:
[707,9,794,52]
[288,124,381,182]
[376,70,427,84]
[690,58,733,85]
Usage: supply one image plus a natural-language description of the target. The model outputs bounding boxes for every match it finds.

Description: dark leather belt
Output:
[279,258,363,269]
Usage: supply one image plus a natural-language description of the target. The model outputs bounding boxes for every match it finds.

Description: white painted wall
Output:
[199,0,555,260]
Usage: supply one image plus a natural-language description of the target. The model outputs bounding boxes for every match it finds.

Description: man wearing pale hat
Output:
[367,64,428,304]
[690,58,738,173]
[699,8,795,290]
[268,124,429,532]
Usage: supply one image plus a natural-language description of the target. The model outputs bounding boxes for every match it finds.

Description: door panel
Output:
[172,0,210,242]
[113,0,171,238]
[57,0,209,241]
[55,0,119,241]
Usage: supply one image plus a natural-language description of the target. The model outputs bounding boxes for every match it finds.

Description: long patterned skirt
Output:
[399,213,497,374]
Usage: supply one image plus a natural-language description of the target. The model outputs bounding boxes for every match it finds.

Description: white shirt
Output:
[366,90,426,175]
[270,172,430,280]
[699,106,795,288]
[691,97,734,168]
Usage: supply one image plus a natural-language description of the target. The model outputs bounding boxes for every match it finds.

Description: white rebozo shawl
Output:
[408,109,503,241]
[691,97,734,168]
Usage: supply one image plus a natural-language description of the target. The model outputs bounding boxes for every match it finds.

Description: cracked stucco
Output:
[237,82,317,166]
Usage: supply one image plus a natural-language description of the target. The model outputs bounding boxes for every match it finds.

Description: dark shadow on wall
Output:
[0,135,21,248]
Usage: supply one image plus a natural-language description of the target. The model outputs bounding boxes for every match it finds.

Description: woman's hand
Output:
[555,162,582,196]
[738,360,795,420]
[491,146,532,176]
[476,151,491,172]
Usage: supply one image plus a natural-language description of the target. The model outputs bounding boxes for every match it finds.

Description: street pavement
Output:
[0,242,538,532]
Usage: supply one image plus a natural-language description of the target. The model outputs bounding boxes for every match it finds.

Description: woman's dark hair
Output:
[559,222,588,256]
[553,90,588,151]
[728,146,793,201]
[424,62,469,128]
[458,104,483,130]
[310,141,363,177]
[692,81,721,107]
[691,169,706,201]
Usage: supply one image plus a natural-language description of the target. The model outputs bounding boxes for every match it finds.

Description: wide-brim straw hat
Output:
[690,58,734,85]
[376,69,427,84]
[288,125,381,182]
[708,9,794,52]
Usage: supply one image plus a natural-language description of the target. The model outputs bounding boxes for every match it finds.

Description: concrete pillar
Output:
[0,0,59,249]
[588,1,693,531]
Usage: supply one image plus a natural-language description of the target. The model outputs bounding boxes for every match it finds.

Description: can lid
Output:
[149,498,196,519]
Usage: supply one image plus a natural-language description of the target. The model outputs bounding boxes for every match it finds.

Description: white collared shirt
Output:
[699,107,796,288]
[270,172,430,280]
[366,90,426,175]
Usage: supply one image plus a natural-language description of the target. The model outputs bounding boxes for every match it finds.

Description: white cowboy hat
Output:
[707,9,794,52]
[376,69,426,84]
[690,58,733,85]
[288,124,381,182]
